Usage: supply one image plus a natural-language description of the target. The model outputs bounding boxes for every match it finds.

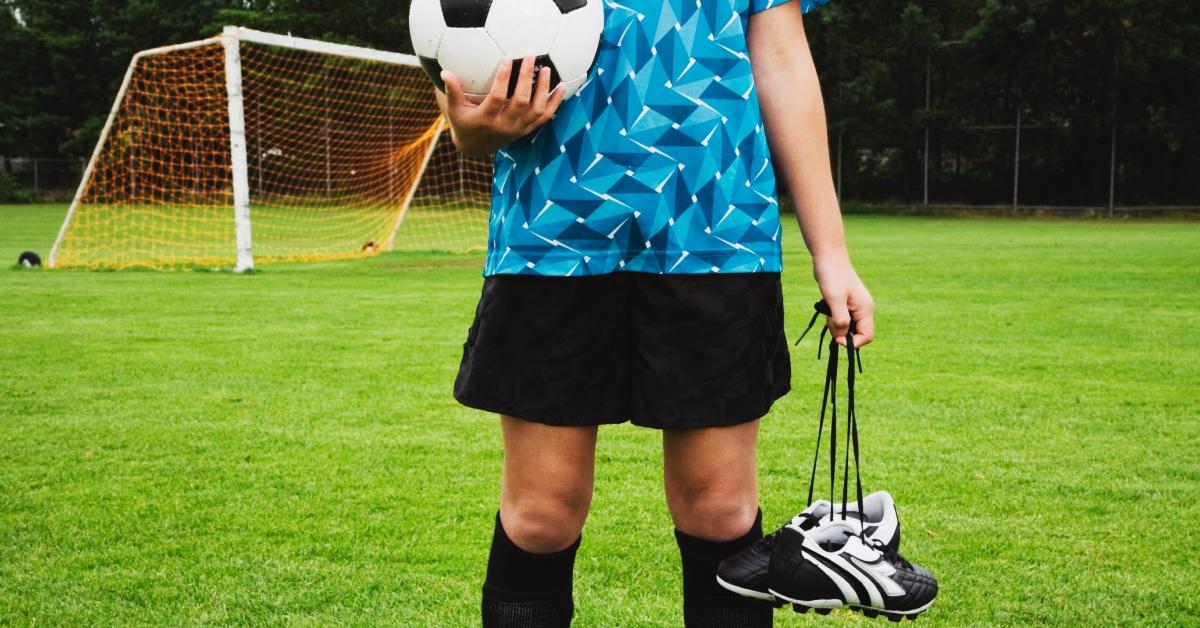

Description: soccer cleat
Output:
[766,519,937,621]
[794,491,901,552]
[714,523,786,604]
[715,491,901,602]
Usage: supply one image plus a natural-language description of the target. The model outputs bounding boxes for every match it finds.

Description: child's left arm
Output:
[749,2,875,348]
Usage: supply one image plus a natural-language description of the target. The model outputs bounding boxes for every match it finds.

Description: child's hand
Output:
[441,55,565,156]
[813,255,875,348]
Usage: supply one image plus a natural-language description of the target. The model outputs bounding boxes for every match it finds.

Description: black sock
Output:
[674,509,773,628]
[482,511,580,628]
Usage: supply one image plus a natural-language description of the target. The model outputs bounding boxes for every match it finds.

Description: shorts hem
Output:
[628,382,792,430]
[453,390,628,427]
[454,383,792,430]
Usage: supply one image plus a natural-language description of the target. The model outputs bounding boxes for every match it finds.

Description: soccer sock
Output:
[674,509,773,628]
[482,511,581,628]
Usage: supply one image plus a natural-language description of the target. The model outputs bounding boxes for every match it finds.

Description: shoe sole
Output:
[767,589,935,621]
[715,575,782,605]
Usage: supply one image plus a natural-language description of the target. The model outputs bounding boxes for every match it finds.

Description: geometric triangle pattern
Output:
[485,0,830,276]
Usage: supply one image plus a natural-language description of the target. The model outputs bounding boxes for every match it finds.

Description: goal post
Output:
[50,27,492,270]
[223,26,254,272]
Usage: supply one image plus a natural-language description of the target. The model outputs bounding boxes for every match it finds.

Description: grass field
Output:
[45,200,490,269]
[2,204,1198,626]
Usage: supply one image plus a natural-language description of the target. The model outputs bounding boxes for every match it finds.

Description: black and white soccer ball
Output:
[18,251,41,268]
[409,0,604,101]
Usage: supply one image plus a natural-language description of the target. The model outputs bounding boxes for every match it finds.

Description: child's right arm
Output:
[435,55,565,156]
[749,3,875,348]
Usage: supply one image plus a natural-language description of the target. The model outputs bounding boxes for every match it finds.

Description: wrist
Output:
[455,133,500,157]
[448,124,488,156]
[444,117,497,156]
[810,246,850,266]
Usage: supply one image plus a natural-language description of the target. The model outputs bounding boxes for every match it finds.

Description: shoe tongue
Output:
[796,504,864,528]
[808,518,859,545]
[819,510,864,525]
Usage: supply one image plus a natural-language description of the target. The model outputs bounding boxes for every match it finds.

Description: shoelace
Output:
[797,300,867,539]
[870,538,913,570]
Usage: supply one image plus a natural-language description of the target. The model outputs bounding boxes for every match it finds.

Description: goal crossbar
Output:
[49,26,441,270]
[234,28,421,68]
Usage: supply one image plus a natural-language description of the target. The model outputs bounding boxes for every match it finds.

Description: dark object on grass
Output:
[362,241,379,253]
[18,251,41,268]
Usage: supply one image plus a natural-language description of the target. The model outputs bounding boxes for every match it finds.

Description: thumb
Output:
[442,70,468,110]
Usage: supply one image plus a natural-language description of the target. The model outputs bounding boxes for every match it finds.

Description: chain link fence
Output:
[830,121,1200,214]
[6,120,1197,213]
[824,45,1199,215]
[1,157,87,202]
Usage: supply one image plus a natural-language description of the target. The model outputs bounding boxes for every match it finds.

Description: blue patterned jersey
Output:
[484,0,829,276]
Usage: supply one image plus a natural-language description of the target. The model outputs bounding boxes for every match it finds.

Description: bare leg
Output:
[664,419,771,628]
[499,415,598,552]
[482,416,598,628]
[663,420,761,540]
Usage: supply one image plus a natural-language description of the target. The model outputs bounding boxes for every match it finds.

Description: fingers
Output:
[531,67,567,125]
[543,83,566,122]
[826,299,852,347]
[447,55,561,153]
[484,58,514,111]
[531,66,552,117]
[512,55,538,105]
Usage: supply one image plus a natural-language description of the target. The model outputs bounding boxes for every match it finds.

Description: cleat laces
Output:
[869,537,914,570]
[797,300,868,540]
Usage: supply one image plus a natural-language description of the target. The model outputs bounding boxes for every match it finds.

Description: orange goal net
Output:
[50,27,492,270]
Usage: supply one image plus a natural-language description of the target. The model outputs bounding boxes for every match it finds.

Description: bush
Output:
[0,169,33,203]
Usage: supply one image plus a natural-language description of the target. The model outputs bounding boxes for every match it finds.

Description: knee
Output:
[669,482,758,542]
[501,494,589,553]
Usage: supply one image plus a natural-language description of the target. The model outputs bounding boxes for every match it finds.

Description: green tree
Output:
[5,0,226,157]
[807,0,973,201]
[0,2,38,157]
[214,0,412,52]
[1,0,1196,204]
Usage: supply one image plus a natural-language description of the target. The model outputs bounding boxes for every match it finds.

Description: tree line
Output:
[2,0,1197,205]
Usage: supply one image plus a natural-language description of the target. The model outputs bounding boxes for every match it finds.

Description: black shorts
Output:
[453,272,791,429]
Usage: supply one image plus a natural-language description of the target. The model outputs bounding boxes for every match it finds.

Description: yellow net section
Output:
[53,43,234,268]
[53,36,492,270]
[396,134,494,254]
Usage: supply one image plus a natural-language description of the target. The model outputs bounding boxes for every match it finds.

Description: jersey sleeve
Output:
[749,0,831,14]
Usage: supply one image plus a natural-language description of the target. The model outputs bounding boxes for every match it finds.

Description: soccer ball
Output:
[409,0,604,101]
[18,251,41,268]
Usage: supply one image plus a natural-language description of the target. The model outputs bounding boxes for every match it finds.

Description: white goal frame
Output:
[49,26,437,271]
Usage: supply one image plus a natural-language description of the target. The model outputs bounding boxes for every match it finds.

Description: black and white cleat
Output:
[766,519,937,621]
[717,491,902,603]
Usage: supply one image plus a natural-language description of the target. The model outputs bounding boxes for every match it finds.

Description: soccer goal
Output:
[49,26,492,270]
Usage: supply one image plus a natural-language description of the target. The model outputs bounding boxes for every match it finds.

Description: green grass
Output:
[44,201,490,269]
[1,204,1198,626]
[2,204,64,267]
